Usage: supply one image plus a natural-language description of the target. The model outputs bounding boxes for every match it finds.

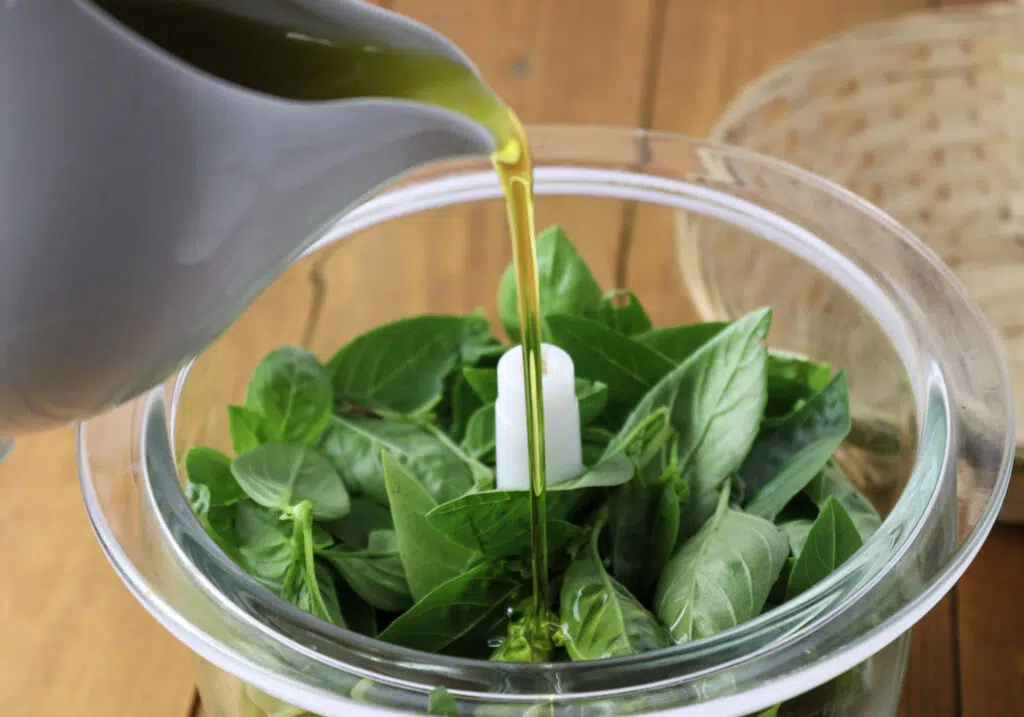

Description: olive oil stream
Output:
[96,1,555,649]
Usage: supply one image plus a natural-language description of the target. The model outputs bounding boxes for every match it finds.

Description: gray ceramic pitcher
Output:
[0,0,497,442]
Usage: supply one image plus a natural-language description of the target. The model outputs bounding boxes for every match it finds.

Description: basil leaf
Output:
[320,415,481,505]
[428,687,459,716]
[296,558,347,627]
[382,451,477,601]
[779,519,813,555]
[594,290,652,336]
[498,225,604,342]
[463,367,499,403]
[655,487,788,642]
[741,371,851,520]
[319,530,413,613]
[227,405,268,454]
[185,446,245,507]
[243,347,333,444]
[575,379,608,427]
[803,462,882,543]
[634,322,727,363]
[609,480,681,602]
[377,562,525,656]
[231,443,350,520]
[765,349,832,419]
[755,705,781,717]
[327,314,491,418]
[188,486,243,563]
[322,497,393,549]
[425,455,633,559]
[786,497,863,599]
[461,404,496,461]
[235,500,293,590]
[614,308,771,527]
[546,313,674,424]
[560,514,672,660]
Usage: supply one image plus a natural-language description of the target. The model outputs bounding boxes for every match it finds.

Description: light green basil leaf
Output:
[786,497,864,600]
[319,529,413,613]
[804,462,882,543]
[655,486,788,642]
[227,404,268,454]
[185,446,245,507]
[489,607,554,663]
[461,404,496,461]
[463,367,499,403]
[377,562,525,656]
[231,443,350,520]
[382,451,477,601]
[614,308,771,529]
[609,479,681,602]
[560,514,672,660]
[576,379,609,427]
[296,558,347,627]
[593,290,653,336]
[244,346,333,444]
[327,314,491,418]
[634,322,728,364]
[742,371,851,520]
[320,415,481,505]
[188,486,243,564]
[755,705,781,717]
[428,687,459,716]
[425,455,632,559]
[779,519,813,555]
[234,500,294,590]
[498,225,605,342]
[546,313,675,424]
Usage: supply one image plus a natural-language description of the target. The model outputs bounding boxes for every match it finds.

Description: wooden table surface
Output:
[2,1,1022,716]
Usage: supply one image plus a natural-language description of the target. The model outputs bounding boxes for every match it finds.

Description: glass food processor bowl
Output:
[78,126,1013,717]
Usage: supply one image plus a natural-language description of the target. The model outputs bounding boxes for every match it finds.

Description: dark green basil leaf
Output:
[335,574,378,638]
[428,687,459,716]
[765,350,832,419]
[322,497,393,549]
[444,369,483,444]
[766,558,795,608]
[594,290,653,336]
[382,451,477,601]
[655,487,788,642]
[296,558,347,627]
[185,446,245,507]
[545,314,674,424]
[613,308,770,529]
[498,225,604,342]
[234,500,294,590]
[231,443,350,520]
[755,705,781,717]
[320,415,482,505]
[244,346,333,444]
[575,379,608,427]
[609,479,680,602]
[227,405,267,454]
[803,462,882,543]
[741,371,851,520]
[461,404,496,461]
[377,562,525,656]
[188,485,243,564]
[786,497,863,600]
[327,314,491,418]
[463,367,499,403]
[634,322,727,364]
[425,455,632,559]
[560,513,672,660]
[319,530,413,612]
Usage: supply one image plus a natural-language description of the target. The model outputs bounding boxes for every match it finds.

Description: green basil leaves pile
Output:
[184,224,881,664]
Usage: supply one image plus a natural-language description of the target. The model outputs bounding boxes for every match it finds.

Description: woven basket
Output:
[701,1,1024,523]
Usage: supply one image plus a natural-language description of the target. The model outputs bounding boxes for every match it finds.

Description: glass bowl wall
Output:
[78,127,1013,717]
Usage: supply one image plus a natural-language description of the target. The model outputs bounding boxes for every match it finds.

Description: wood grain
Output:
[0,427,196,717]
[957,524,1024,717]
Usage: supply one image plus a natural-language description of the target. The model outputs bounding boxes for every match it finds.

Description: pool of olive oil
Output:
[95,0,554,650]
